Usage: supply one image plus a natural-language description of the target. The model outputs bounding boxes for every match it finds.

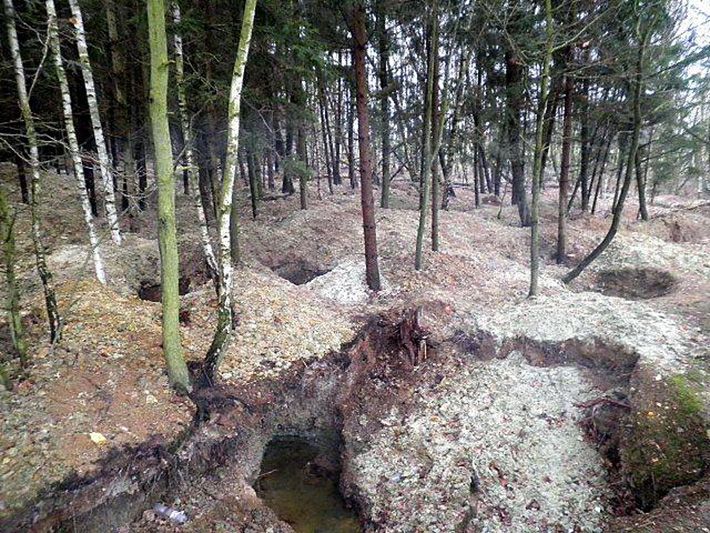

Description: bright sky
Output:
[686,0,710,46]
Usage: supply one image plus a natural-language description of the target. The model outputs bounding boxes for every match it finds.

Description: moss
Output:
[621,373,710,510]
[668,375,704,415]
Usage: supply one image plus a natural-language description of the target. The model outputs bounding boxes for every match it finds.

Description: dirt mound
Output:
[594,267,677,300]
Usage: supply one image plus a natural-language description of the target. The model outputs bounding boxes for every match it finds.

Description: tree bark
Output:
[171,2,218,284]
[4,0,62,343]
[0,182,27,365]
[47,0,107,285]
[505,48,531,227]
[557,68,573,264]
[377,0,391,208]
[14,151,28,204]
[636,135,651,221]
[69,0,122,245]
[529,0,554,297]
[415,0,438,270]
[563,22,650,284]
[203,0,257,380]
[147,0,191,393]
[352,2,381,290]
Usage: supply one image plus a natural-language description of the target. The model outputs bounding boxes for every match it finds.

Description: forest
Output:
[0,0,709,531]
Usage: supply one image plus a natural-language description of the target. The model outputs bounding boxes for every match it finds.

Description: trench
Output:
[255,436,361,533]
[5,312,708,532]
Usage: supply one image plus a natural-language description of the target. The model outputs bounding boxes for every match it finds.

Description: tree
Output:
[529,0,554,297]
[68,0,123,245]
[171,2,219,285]
[504,5,531,228]
[4,0,62,343]
[414,0,438,270]
[377,0,391,208]
[351,1,382,290]
[147,0,191,393]
[203,0,258,381]
[47,0,107,285]
[0,182,27,369]
[563,0,655,284]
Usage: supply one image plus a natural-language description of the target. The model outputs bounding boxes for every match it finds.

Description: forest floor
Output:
[1,164,710,532]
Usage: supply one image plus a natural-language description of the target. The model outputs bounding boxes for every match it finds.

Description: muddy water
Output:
[255,437,361,533]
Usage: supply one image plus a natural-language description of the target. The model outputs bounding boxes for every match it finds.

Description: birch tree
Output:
[68,0,122,245]
[147,0,191,393]
[4,0,62,343]
[203,0,257,381]
[171,2,218,285]
[47,0,107,285]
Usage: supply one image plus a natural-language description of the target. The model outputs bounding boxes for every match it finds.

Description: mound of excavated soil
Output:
[1,171,709,532]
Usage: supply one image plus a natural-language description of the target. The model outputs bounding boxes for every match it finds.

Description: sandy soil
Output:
[1,167,709,532]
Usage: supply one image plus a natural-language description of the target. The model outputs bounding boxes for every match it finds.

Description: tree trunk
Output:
[557,68,573,264]
[171,2,218,284]
[591,133,613,214]
[578,63,591,212]
[247,149,260,217]
[414,0,437,270]
[347,72,357,189]
[14,151,29,204]
[4,0,61,343]
[430,34,440,252]
[69,0,122,245]
[377,0,391,208]
[636,135,651,221]
[352,1,381,290]
[563,22,649,284]
[297,128,308,210]
[104,0,129,206]
[0,183,27,366]
[47,0,107,285]
[529,0,553,297]
[147,0,191,393]
[203,0,257,381]
[505,48,531,227]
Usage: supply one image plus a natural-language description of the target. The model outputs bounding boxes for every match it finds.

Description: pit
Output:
[271,260,330,285]
[255,436,361,532]
[5,312,708,532]
[137,277,192,302]
[594,267,677,300]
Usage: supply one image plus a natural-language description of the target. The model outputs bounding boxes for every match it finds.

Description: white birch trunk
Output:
[47,0,107,285]
[204,0,257,379]
[171,2,218,281]
[68,0,122,245]
[4,0,61,342]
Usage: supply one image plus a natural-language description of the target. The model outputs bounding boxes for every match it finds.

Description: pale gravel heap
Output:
[347,352,610,533]
[181,268,357,384]
[472,290,700,376]
[305,260,392,305]
[587,231,710,277]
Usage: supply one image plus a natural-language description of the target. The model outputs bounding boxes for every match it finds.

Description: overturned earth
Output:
[1,172,710,532]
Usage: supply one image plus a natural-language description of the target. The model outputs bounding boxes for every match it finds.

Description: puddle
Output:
[255,437,361,533]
